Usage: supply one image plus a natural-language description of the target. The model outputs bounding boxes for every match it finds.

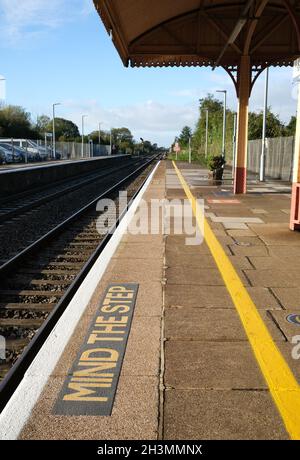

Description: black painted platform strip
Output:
[53,283,139,416]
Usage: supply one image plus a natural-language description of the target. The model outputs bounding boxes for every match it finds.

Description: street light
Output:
[81,115,87,158]
[98,122,102,150]
[216,90,227,159]
[0,77,6,101]
[204,109,209,158]
[52,103,61,159]
[232,113,237,178]
[260,67,269,182]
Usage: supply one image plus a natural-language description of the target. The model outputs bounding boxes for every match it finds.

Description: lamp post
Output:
[216,90,227,159]
[52,102,61,159]
[0,77,6,103]
[98,122,102,152]
[81,115,87,158]
[260,67,269,182]
[232,113,237,178]
[205,109,209,158]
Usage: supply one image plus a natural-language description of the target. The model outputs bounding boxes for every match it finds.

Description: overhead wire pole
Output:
[260,67,269,182]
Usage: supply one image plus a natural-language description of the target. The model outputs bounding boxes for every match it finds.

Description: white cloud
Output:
[55,99,199,147]
[169,67,297,124]
[0,0,93,44]
[250,67,296,123]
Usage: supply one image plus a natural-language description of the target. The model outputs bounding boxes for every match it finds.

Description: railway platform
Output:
[2,160,300,440]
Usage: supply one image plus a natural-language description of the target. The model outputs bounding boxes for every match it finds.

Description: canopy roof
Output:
[93,0,300,69]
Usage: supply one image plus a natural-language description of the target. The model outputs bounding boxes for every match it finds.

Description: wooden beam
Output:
[250,15,289,54]
[243,0,269,55]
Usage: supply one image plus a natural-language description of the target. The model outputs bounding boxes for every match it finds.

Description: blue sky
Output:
[0,0,297,146]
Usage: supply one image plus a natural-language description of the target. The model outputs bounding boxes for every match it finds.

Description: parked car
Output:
[0,145,14,164]
[0,143,26,163]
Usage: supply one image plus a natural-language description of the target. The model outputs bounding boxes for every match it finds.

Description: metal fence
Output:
[0,138,112,161]
[248,136,294,181]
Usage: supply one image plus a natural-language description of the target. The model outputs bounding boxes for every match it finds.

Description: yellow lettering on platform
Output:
[101,304,130,313]
[80,348,119,362]
[74,364,116,378]
[63,383,109,402]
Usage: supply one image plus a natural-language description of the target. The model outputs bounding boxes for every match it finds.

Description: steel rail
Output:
[0,155,159,412]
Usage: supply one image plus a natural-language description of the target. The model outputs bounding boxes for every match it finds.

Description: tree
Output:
[111,127,134,153]
[285,116,296,136]
[36,115,51,135]
[45,117,80,141]
[178,126,192,146]
[0,105,38,138]
[193,94,235,158]
[248,109,284,140]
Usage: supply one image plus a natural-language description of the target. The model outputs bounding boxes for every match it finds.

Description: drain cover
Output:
[286,314,300,325]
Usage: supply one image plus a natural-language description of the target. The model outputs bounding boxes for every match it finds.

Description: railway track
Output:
[0,155,159,411]
[0,156,133,223]
[0,157,149,266]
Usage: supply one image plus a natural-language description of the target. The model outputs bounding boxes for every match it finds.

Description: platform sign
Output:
[173,142,180,153]
[54,283,139,416]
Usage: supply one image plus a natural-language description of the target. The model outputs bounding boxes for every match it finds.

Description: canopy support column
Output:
[290,84,300,230]
[234,55,250,194]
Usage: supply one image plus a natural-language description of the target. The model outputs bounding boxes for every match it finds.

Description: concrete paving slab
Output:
[244,269,300,288]
[268,310,300,342]
[20,376,159,440]
[230,236,264,246]
[268,246,300,258]
[165,308,248,341]
[251,209,268,214]
[227,256,253,269]
[227,229,256,237]
[114,242,163,260]
[245,287,283,310]
[105,258,163,283]
[166,267,224,286]
[166,235,211,254]
[121,316,161,376]
[166,252,217,268]
[163,389,288,440]
[223,222,248,229]
[249,256,300,270]
[271,288,300,310]
[165,341,268,389]
[229,245,270,257]
[211,217,264,224]
[165,285,233,309]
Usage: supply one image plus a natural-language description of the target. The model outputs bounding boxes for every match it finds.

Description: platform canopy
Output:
[93,1,300,230]
[93,0,300,93]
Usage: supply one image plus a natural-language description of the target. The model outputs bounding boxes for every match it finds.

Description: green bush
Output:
[207,155,226,171]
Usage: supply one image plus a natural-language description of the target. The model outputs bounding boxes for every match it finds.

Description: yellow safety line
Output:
[172,160,300,440]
